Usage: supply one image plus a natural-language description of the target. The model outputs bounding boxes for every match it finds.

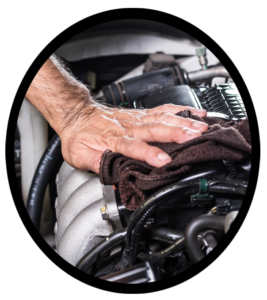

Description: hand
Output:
[60,103,208,173]
[25,55,208,174]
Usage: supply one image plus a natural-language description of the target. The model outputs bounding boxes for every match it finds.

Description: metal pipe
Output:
[188,66,230,83]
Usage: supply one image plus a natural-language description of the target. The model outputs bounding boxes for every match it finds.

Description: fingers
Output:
[141,112,208,133]
[127,122,202,143]
[111,136,172,168]
[146,104,207,117]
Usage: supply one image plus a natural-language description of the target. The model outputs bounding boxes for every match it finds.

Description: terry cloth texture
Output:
[99,110,251,211]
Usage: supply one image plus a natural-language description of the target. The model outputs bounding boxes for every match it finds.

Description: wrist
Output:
[25,55,97,136]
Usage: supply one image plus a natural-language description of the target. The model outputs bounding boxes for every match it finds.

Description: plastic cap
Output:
[196,46,206,56]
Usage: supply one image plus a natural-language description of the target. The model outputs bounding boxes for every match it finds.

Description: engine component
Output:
[102,66,186,107]
[196,46,208,70]
[100,262,162,283]
[187,65,230,82]
[135,85,202,109]
[143,53,177,73]
[184,214,226,264]
[101,185,123,231]
[76,228,127,274]
[14,127,21,179]
[201,83,246,119]
[56,161,74,194]
[55,162,125,266]
[135,82,245,121]
[224,211,239,233]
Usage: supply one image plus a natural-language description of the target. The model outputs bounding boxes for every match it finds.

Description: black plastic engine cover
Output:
[135,85,202,109]
[135,83,246,121]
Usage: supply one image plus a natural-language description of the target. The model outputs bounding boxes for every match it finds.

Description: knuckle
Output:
[155,111,169,121]
[173,126,186,141]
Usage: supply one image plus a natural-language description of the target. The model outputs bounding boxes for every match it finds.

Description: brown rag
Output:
[99,110,251,210]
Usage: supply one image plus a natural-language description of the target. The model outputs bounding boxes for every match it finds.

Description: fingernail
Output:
[192,121,207,128]
[186,129,201,136]
[158,153,172,161]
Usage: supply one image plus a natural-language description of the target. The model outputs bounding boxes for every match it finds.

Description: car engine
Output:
[18,20,250,284]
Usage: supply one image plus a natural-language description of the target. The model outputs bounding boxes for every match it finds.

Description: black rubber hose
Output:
[128,205,158,266]
[125,181,200,250]
[147,226,184,244]
[76,228,127,274]
[209,184,247,195]
[208,179,248,189]
[127,182,200,265]
[138,237,185,264]
[26,134,61,230]
[184,215,226,264]
[126,179,246,263]
[102,67,185,107]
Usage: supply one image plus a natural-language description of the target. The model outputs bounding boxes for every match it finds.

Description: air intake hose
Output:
[102,66,186,107]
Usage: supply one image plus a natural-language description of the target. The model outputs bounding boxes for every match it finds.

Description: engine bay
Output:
[16,21,251,284]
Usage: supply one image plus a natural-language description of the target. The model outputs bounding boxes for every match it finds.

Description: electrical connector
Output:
[215,198,242,215]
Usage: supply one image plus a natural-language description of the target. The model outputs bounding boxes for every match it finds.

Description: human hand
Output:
[25,56,208,173]
[60,103,208,173]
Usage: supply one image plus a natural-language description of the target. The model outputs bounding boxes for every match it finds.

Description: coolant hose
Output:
[184,215,226,264]
[26,134,62,230]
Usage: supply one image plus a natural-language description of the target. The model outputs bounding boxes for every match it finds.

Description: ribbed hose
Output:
[128,204,159,266]
[26,134,61,230]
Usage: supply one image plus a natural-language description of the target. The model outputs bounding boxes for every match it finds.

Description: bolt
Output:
[196,46,208,70]
[100,206,109,220]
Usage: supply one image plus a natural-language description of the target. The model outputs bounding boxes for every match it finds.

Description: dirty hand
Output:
[26,55,208,174]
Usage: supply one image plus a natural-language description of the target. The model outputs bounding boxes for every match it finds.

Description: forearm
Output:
[25,54,94,135]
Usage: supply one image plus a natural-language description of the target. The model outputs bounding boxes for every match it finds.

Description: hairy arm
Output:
[26,55,208,173]
[26,55,95,134]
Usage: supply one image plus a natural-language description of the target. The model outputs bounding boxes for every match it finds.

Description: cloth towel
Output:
[99,110,251,210]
